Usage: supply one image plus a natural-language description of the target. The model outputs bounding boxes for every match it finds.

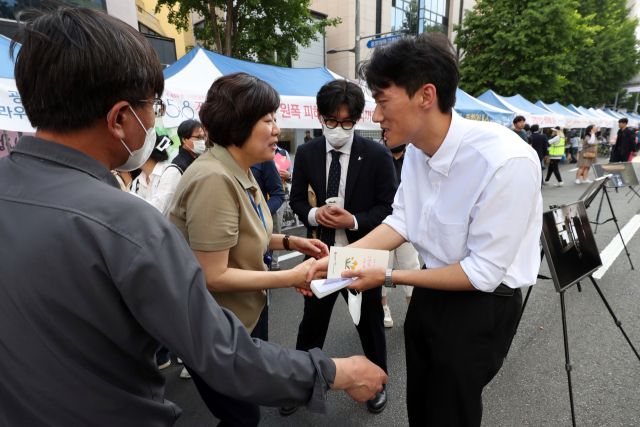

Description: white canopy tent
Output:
[162,47,380,131]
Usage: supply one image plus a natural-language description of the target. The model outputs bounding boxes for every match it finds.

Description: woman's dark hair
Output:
[358,33,459,114]
[10,7,164,133]
[149,134,170,162]
[585,125,595,135]
[199,72,280,148]
[316,80,365,120]
[513,116,525,125]
[530,124,540,132]
[177,119,203,145]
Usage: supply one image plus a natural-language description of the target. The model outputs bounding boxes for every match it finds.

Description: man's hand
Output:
[294,256,329,296]
[317,206,355,230]
[289,258,316,289]
[278,169,291,180]
[343,266,386,292]
[331,356,388,403]
[290,236,329,259]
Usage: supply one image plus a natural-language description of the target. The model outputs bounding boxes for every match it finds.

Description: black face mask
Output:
[390,144,406,154]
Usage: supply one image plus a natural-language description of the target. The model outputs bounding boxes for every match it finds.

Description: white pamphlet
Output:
[327,247,391,279]
[310,278,355,299]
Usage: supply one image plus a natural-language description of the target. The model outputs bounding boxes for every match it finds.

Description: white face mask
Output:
[114,107,156,172]
[323,124,355,147]
[191,138,207,155]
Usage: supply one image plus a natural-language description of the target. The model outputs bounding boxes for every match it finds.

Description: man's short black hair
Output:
[530,124,540,132]
[358,33,459,114]
[177,119,203,146]
[200,72,280,148]
[316,80,365,120]
[513,116,525,125]
[619,118,629,124]
[11,7,164,133]
[524,124,530,132]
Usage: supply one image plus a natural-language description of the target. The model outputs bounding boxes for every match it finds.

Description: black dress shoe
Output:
[366,384,387,413]
[279,406,298,416]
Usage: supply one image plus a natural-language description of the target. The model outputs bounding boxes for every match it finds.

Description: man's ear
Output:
[415,83,438,112]
[106,101,131,141]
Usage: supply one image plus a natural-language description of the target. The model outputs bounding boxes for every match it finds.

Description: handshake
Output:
[280,237,388,403]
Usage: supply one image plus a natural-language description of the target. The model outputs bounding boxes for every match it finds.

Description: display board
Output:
[541,201,602,293]
[592,163,639,188]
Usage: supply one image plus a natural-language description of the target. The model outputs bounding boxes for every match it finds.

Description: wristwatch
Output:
[384,268,395,288]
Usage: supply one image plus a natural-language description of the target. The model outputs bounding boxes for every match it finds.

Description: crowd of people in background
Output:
[511,115,640,187]
[0,7,544,427]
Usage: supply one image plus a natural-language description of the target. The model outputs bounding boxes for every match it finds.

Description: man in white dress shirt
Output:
[307,33,542,426]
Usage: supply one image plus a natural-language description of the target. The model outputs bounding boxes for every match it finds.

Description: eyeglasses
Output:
[136,98,166,117]
[322,117,357,130]
[190,135,207,142]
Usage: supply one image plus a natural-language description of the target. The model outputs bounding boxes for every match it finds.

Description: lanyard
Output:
[246,190,271,267]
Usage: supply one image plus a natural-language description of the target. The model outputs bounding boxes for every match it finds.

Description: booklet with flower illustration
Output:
[309,247,390,299]
[327,247,391,279]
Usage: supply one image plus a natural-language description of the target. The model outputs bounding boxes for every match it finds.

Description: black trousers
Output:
[610,150,630,163]
[545,159,562,182]
[296,286,388,373]
[404,286,522,427]
[184,305,268,427]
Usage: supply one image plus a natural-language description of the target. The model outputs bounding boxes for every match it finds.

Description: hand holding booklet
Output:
[310,247,390,299]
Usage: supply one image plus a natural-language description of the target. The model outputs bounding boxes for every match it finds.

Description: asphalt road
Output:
[164,159,640,426]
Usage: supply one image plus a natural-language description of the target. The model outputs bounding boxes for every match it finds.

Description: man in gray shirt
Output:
[0,7,386,427]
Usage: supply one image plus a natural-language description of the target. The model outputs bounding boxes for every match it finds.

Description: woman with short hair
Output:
[169,72,329,426]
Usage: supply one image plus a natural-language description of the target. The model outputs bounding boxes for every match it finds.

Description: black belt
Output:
[492,283,515,297]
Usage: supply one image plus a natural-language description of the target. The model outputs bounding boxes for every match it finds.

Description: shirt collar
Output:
[150,161,165,177]
[210,144,256,190]
[423,112,464,177]
[325,133,355,155]
[11,136,120,188]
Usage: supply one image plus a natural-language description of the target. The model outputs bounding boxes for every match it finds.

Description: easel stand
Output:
[509,258,640,427]
[624,185,640,203]
[591,186,634,269]
[558,276,640,427]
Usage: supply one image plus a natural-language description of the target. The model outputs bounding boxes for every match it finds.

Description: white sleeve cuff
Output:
[460,257,505,293]
[349,216,358,231]
[308,208,319,227]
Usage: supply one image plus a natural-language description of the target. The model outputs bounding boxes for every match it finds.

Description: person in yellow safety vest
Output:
[544,126,565,187]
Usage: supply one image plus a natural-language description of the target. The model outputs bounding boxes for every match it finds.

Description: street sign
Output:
[366,35,402,49]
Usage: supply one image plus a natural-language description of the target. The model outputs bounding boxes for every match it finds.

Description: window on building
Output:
[390,0,448,36]
[139,23,159,36]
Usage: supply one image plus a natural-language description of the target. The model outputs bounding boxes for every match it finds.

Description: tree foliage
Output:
[454,0,640,107]
[562,0,640,106]
[156,0,340,67]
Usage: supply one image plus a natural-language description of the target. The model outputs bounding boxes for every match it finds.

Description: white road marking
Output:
[568,168,578,172]
[279,251,304,262]
[593,214,640,279]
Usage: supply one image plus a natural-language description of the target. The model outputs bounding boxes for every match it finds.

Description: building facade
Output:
[311,0,474,79]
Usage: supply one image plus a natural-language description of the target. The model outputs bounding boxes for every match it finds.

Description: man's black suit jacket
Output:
[290,133,398,243]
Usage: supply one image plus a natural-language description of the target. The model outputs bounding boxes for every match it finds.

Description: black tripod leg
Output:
[604,188,634,269]
[627,186,640,203]
[594,190,606,234]
[560,292,577,427]
[588,276,640,362]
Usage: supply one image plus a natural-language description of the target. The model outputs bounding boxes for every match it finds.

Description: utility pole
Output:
[355,0,360,78]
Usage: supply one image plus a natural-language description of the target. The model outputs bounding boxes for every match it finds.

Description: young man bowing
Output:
[306,33,542,426]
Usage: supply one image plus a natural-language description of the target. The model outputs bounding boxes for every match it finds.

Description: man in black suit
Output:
[611,118,637,162]
[529,124,548,184]
[281,80,398,415]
